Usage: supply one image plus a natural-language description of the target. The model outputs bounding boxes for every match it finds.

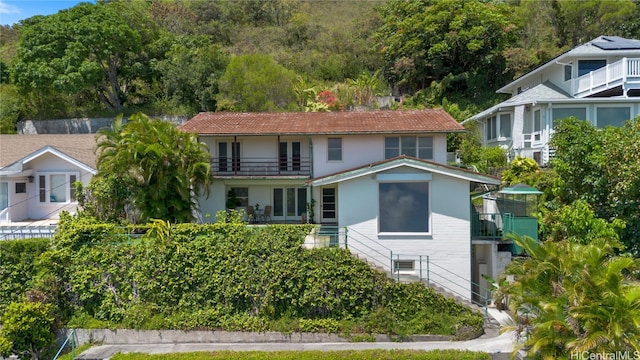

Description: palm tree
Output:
[504,236,640,358]
[349,70,381,107]
[94,113,212,223]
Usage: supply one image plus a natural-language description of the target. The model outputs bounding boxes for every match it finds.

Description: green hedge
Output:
[110,350,491,360]
[0,238,50,316]
[1,214,484,338]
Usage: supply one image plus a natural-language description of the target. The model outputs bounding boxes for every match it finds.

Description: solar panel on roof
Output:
[592,36,640,50]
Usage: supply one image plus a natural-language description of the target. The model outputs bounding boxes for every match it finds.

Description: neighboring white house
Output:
[0,134,96,225]
[179,110,505,302]
[463,36,640,165]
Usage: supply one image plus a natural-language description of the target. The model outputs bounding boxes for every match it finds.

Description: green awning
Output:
[498,183,543,195]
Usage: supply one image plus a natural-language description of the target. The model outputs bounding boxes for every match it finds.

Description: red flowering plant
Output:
[316,90,341,111]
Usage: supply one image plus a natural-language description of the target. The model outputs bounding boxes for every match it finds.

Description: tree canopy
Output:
[375,0,518,95]
[1,0,640,130]
[13,1,157,113]
[550,117,640,255]
[216,54,297,112]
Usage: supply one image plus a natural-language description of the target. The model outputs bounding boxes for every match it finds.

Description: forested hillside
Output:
[1,0,639,133]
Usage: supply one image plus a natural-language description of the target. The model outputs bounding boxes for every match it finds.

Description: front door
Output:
[321,187,336,223]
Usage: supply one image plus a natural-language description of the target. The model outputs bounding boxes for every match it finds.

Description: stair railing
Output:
[52,329,77,360]
[337,227,491,315]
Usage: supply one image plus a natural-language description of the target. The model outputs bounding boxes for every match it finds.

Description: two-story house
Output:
[179,110,505,302]
[463,36,640,165]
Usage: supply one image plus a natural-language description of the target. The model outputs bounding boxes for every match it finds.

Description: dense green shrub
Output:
[0,301,55,360]
[0,238,50,317]
[2,215,484,338]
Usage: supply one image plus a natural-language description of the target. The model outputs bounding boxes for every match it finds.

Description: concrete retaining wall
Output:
[18,116,188,134]
[59,329,453,346]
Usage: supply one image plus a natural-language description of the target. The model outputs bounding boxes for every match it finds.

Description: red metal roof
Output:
[178,110,464,135]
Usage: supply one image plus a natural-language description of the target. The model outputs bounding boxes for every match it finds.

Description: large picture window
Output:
[385,136,433,160]
[37,173,78,203]
[379,182,429,233]
[552,107,586,127]
[596,107,630,128]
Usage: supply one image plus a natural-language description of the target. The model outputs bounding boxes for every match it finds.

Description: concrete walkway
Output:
[76,331,515,359]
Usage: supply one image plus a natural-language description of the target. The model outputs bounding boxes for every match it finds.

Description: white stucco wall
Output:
[312,134,448,178]
[335,167,473,300]
[22,152,93,221]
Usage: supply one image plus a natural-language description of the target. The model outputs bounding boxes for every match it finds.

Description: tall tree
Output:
[375,0,518,94]
[153,34,229,114]
[550,117,640,254]
[12,1,158,112]
[94,113,212,223]
[216,54,297,111]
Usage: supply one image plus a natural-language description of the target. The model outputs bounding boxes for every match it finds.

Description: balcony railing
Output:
[471,213,503,240]
[212,156,311,176]
[471,212,539,244]
[573,57,640,97]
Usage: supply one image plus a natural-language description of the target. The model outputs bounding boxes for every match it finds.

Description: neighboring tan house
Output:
[463,36,640,165]
[179,110,507,302]
[0,134,96,226]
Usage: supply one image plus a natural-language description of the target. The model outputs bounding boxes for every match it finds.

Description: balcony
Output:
[471,212,538,241]
[573,57,640,97]
[212,156,311,177]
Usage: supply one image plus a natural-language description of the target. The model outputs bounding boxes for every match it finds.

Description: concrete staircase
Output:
[353,254,502,330]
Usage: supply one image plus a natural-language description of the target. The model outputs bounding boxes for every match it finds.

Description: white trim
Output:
[376,173,432,182]
[22,146,96,175]
[309,158,501,187]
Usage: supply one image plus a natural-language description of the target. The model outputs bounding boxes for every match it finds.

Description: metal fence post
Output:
[426,255,430,288]
[343,227,348,249]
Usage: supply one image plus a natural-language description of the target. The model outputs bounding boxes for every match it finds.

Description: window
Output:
[217,141,241,172]
[552,108,586,128]
[499,114,512,138]
[379,182,429,233]
[273,187,307,217]
[418,137,433,159]
[279,141,302,171]
[578,59,606,77]
[327,138,342,161]
[385,137,400,158]
[385,136,433,160]
[15,182,26,194]
[486,116,497,140]
[564,65,572,81]
[596,107,630,128]
[37,173,79,203]
[394,260,415,272]
[0,182,7,210]
[228,187,248,207]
